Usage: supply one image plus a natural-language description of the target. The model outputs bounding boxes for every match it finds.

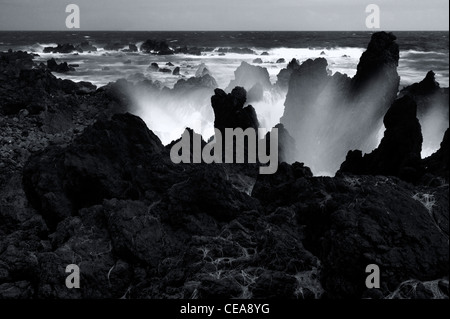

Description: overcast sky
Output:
[0,0,448,31]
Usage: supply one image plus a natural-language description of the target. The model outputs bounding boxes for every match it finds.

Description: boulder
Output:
[172,66,180,75]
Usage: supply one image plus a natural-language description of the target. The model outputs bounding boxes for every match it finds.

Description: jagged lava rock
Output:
[399,71,449,157]
[211,87,259,133]
[339,95,423,182]
[22,113,179,229]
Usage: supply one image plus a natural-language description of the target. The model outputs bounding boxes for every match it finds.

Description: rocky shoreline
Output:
[0,32,448,299]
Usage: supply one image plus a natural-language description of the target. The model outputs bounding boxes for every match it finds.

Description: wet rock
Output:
[172,66,180,75]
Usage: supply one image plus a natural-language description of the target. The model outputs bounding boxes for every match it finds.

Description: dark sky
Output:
[0,0,448,31]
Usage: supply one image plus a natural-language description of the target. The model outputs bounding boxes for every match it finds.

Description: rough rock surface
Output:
[0,36,448,300]
[211,87,259,133]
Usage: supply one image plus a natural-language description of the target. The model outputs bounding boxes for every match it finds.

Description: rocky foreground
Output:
[0,32,448,299]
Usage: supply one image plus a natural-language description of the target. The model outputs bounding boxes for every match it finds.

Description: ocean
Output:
[0,31,448,173]
[0,31,448,88]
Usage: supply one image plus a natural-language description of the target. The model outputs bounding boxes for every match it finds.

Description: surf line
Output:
[170,127,279,174]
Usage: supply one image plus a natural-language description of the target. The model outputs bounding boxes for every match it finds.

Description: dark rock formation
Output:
[172,66,180,75]
[339,95,423,182]
[252,58,263,64]
[78,41,97,52]
[0,51,98,116]
[226,61,272,92]
[276,58,286,63]
[47,58,75,73]
[351,32,399,93]
[173,74,218,91]
[399,71,449,158]
[140,40,173,55]
[252,172,448,298]
[43,44,80,54]
[1,86,448,300]
[422,128,449,183]
[211,87,259,133]
[173,46,204,55]
[124,44,138,52]
[217,47,255,54]
[148,62,159,71]
[22,113,175,229]
[158,68,171,73]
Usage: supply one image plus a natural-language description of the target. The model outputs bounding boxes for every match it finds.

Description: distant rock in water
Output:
[123,43,138,52]
[261,51,269,56]
[226,61,272,92]
[158,68,171,73]
[280,31,400,175]
[172,66,180,75]
[339,95,423,183]
[140,39,174,55]
[211,87,259,133]
[47,58,74,73]
[78,41,97,52]
[252,58,263,64]
[173,74,218,91]
[148,62,159,71]
[276,58,286,63]
[217,47,255,54]
[173,46,204,55]
[43,43,80,54]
